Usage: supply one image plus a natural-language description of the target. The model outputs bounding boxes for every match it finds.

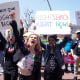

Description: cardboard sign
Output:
[75,11,80,26]
[0,1,20,32]
[35,11,71,34]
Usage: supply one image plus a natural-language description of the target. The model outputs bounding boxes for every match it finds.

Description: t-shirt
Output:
[5,44,17,68]
[64,41,72,52]
[17,54,35,71]
[44,54,59,74]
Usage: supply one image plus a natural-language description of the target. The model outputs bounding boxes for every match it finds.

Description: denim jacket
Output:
[41,36,70,68]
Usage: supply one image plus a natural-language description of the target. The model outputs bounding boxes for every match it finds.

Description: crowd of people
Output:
[0,12,80,80]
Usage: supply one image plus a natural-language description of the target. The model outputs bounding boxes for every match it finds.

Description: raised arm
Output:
[20,19,24,42]
[10,12,29,55]
[40,39,47,49]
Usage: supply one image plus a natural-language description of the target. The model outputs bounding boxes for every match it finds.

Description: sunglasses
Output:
[77,32,80,34]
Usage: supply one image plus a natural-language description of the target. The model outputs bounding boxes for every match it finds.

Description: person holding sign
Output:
[0,18,24,80]
[40,34,72,80]
[10,12,42,80]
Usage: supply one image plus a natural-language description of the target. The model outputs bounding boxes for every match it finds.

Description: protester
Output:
[0,51,4,74]
[4,33,19,80]
[40,34,72,80]
[10,12,42,80]
[0,32,19,80]
[71,29,80,80]
[62,35,74,73]
[0,19,24,80]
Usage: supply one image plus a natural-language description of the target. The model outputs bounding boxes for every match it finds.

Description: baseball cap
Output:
[75,29,80,34]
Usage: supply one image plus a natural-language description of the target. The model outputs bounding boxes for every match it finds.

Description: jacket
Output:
[41,36,71,68]
[71,39,80,56]
[10,20,42,80]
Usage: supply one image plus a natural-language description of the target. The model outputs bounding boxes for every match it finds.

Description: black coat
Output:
[0,29,27,64]
[10,20,42,80]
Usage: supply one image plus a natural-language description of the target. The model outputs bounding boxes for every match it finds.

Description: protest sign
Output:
[35,11,71,34]
[75,11,80,26]
[0,1,20,32]
[63,56,75,64]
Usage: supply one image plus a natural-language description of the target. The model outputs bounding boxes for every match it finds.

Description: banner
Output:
[0,1,20,32]
[35,11,71,34]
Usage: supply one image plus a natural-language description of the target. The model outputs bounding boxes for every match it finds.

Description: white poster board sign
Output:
[35,11,71,34]
[0,1,20,32]
[75,11,80,25]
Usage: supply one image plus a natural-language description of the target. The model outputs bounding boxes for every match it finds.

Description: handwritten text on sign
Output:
[0,7,15,27]
[35,11,70,34]
[0,1,20,31]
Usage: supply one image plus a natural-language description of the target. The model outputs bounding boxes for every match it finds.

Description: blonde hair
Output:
[25,33,41,53]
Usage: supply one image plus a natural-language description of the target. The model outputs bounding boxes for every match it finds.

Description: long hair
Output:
[25,33,41,54]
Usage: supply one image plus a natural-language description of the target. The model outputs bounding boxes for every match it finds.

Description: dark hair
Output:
[48,35,57,41]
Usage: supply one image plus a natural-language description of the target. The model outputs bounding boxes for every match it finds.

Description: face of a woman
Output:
[48,38,56,47]
[8,36,15,44]
[28,34,38,47]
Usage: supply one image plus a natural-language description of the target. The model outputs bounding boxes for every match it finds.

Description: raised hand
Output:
[68,23,72,27]
[20,19,23,28]
[10,12,15,20]
[33,26,36,30]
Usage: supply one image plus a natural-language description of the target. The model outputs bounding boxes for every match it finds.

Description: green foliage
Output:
[41,39,48,50]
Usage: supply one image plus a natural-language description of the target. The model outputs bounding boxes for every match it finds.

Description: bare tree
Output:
[23,9,34,29]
